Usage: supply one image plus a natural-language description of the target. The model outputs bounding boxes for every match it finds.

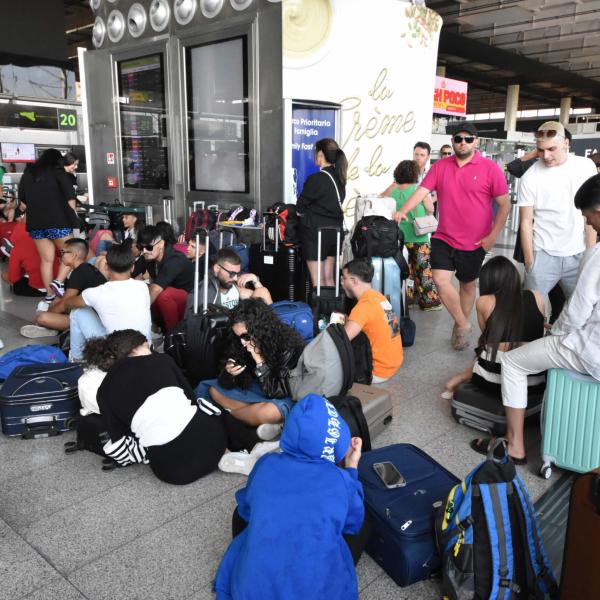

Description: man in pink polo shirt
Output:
[395,124,510,350]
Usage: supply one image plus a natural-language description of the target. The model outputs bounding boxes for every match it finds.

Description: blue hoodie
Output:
[214,394,365,600]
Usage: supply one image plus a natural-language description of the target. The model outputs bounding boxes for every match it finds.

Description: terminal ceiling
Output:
[62,1,600,114]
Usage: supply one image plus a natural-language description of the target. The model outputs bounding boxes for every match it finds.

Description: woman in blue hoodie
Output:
[214,393,365,600]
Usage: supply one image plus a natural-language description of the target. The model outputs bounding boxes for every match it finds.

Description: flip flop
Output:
[470,438,527,465]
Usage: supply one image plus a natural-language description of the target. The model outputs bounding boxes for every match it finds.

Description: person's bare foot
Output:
[451,324,472,351]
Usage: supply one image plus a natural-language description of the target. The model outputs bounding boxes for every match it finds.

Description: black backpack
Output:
[351,331,373,385]
[328,395,372,452]
[265,202,301,245]
[351,216,403,259]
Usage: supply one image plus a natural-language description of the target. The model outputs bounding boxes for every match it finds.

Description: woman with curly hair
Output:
[195,299,305,430]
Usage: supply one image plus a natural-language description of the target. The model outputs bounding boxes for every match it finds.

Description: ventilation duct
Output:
[92,16,106,47]
[107,10,126,43]
[127,3,148,38]
[174,0,198,25]
[230,0,253,10]
[200,0,224,19]
[150,0,171,32]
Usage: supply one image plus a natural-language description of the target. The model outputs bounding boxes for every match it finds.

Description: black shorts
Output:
[301,226,341,261]
[430,237,486,283]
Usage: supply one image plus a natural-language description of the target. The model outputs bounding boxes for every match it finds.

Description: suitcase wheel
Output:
[383,415,393,426]
[539,462,552,480]
[64,417,79,431]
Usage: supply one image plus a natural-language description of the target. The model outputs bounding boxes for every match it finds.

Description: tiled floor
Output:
[0,234,561,600]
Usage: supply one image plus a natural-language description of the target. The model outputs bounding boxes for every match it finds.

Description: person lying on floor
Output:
[214,393,367,600]
[443,256,546,411]
[195,299,304,434]
[474,173,600,464]
[19,238,105,339]
[92,329,262,485]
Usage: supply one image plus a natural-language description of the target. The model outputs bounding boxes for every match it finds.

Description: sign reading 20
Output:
[58,109,78,130]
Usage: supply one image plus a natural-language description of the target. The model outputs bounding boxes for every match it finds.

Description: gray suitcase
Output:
[349,383,393,440]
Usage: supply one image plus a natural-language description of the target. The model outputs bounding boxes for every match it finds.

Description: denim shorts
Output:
[29,227,72,241]
[194,379,294,421]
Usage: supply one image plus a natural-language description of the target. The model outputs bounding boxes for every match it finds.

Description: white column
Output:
[504,84,520,133]
[559,97,572,125]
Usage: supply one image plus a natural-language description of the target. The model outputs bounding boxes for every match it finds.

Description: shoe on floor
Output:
[218,451,258,476]
[0,338,4,350]
[49,280,65,297]
[0,239,14,258]
[470,438,527,465]
[440,390,454,400]
[256,423,283,441]
[20,325,59,339]
[250,440,280,459]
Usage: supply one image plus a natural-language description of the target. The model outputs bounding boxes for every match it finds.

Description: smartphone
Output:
[373,461,406,489]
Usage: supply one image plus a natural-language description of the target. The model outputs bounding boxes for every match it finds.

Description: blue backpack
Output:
[0,345,67,381]
[436,440,558,600]
[271,301,314,342]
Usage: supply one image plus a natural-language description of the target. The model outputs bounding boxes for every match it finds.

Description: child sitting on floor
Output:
[214,393,366,600]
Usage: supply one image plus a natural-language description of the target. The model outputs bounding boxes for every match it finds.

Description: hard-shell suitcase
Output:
[371,256,402,320]
[164,232,229,387]
[452,380,544,437]
[358,443,460,587]
[540,368,600,479]
[349,383,392,440]
[559,468,600,599]
[310,227,345,333]
[0,363,82,438]
[248,213,308,302]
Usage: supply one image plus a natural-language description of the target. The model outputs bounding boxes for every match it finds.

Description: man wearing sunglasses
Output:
[187,247,272,312]
[439,144,452,158]
[136,225,195,331]
[518,121,597,299]
[394,123,510,350]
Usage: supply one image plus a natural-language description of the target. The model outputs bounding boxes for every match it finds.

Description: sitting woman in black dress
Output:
[443,256,546,399]
[92,329,257,485]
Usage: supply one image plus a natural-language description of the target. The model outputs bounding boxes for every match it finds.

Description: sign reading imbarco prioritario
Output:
[433,76,468,116]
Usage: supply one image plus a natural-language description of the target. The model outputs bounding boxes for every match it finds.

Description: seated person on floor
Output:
[65,242,152,360]
[187,248,272,312]
[1,210,50,297]
[136,224,194,331]
[341,259,404,383]
[91,330,227,485]
[0,190,17,222]
[477,174,600,465]
[195,299,305,430]
[122,209,145,241]
[214,394,366,600]
[444,256,546,401]
[20,238,105,339]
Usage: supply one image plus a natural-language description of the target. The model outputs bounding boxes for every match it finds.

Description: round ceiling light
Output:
[200,0,224,19]
[127,3,147,38]
[149,0,170,31]
[107,10,126,43]
[92,16,106,47]
[174,0,197,25]
[230,0,253,10]
[89,0,101,11]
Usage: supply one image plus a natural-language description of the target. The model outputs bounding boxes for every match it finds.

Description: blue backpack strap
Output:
[479,483,520,600]
[513,477,559,598]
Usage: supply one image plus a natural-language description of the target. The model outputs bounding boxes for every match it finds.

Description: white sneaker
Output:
[36,300,51,313]
[218,451,258,476]
[256,423,283,441]
[250,441,280,459]
[20,325,59,338]
[0,338,4,350]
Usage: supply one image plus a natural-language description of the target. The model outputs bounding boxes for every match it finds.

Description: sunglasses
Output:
[238,332,253,342]
[441,151,452,156]
[534,130,562,139]
[137,240,161,252]
[217,263,240,278]
[453,135,475,144]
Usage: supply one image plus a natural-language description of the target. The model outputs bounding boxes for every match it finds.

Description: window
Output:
[117,54,169,189]
[186,37,249,193]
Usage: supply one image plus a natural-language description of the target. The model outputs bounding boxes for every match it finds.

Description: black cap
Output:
[450,122,478,137]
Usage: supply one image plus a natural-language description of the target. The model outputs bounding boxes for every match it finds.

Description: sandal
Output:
[470,438,527,465]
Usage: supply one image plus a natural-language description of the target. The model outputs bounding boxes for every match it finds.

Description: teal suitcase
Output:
[540,369,600,478]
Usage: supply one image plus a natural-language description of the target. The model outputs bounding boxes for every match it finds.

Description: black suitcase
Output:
[310,227,346,333]
[0,363,82,438]
[64,413,109,456]
[165,232,229,387]
[248,213,309,303]
[451,380,544,436]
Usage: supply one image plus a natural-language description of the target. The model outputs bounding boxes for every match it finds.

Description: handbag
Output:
[412,214,438,236]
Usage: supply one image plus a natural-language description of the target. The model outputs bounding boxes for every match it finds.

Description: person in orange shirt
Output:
[341,259,403,383]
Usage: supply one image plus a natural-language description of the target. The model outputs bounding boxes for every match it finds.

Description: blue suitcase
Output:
[371,256,402,319]
[0,363,82,438]
[271,300,314,342]
[358,444,459,586]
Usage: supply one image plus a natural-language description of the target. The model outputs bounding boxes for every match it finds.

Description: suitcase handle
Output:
[316,227,341,297]
[12,376,69,395]
[22,416,60,439]
[261,212,282,252]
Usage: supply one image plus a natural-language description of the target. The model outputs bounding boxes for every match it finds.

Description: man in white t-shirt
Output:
[65,243,152,360]
[518,121,597,298]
